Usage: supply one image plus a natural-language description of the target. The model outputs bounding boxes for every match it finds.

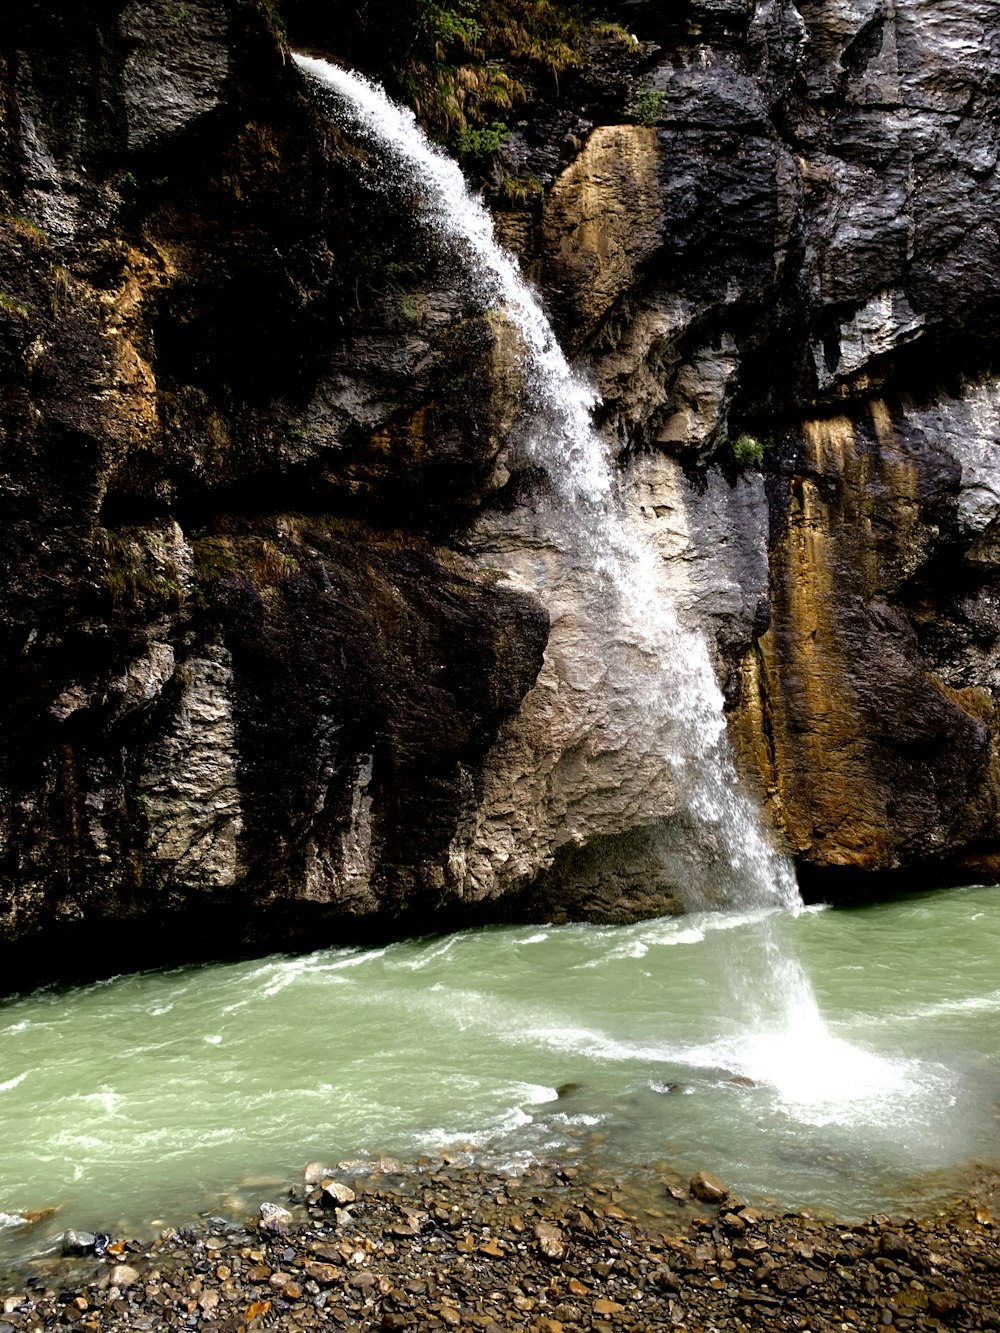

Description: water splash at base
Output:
[295,53,839,1089]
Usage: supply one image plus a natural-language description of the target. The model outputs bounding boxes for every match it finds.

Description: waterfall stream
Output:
[294,57,792,899]
[292,57,886,1093]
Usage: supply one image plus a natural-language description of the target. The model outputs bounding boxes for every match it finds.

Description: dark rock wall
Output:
[0,0,548,982]
[0,0,999,982]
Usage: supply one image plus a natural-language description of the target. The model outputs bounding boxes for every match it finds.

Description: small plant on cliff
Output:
[50,264,71,315]
[419,1,483,50]
[1,213,49,245]
[98,530,185,613]
[495,171,544,205]
[454,119,509,157]
[728,434,766,470]
[261,0,287,41]
[0,293,29,319]
[630,86,666,126]
[395,0,600,152]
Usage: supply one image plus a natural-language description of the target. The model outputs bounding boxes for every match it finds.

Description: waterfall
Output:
[294,54,832,1062]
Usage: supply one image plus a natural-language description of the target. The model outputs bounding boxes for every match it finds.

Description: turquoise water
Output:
[0,886,998,1253]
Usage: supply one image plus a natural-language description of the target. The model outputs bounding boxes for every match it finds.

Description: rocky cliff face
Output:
[0,0,998,984]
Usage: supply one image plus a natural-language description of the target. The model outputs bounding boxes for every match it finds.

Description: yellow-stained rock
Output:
[540,125,664,347]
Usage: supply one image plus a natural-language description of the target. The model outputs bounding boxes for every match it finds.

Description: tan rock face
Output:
[539,126,664,349]
[732,403,1000,871]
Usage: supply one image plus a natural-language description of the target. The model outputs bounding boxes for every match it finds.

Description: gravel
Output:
[1,1160,998,1331]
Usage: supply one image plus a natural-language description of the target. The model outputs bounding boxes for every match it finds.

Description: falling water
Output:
[294,55,847,1083]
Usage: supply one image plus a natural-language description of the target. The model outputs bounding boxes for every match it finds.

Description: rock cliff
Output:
[1,0,999,984]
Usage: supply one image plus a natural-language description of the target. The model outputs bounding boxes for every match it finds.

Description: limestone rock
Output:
[732,396,1000,876]
[258,1203,293,1236]
[139,646,244,890]
[108,1265,140,1289]
[540,125,665,348]
[1,0,1000,981]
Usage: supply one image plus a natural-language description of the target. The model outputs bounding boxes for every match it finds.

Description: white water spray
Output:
[294,55,848,1079]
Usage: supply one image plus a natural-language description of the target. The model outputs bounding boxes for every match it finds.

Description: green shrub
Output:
[419,1,483,48]
[728,434,766,469]
[454,119,509,157]
[630,87,665,126]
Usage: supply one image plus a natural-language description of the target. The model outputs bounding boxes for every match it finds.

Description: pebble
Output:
[0,1159,998,1332]
[107,1264,140,1288]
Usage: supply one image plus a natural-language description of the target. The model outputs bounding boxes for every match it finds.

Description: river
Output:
[0,884,997,1256]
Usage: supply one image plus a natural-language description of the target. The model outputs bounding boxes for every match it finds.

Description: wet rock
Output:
[108,1264,140,1288]
[690,1171,729,1204]
[61,1230,98,1255]
[1,1156,1000,1333]
[303,1163,335,1188]
[321,1182,357,1207]
[258,1202,294,1236]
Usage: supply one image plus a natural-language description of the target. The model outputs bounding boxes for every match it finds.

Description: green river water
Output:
[1,885,998,1255]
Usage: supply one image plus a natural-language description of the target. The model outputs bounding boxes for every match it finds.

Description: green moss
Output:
[398,291,421,321]
[98,530,185,613]
[0,213,49,245]
[0,293,29,319]
[191,536,298,607]
[191,537,239,604]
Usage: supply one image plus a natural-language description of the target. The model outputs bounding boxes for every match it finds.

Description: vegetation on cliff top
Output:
[276,0,631,158]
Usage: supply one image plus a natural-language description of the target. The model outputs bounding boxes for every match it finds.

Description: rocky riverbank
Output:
[2,1160,999,1333]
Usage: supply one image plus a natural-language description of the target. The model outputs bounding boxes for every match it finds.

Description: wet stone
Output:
[0,1158,997,1333]
[690,1171,729,1204]
[259,1202,294,1236]
[108,1264,141,1288]
[322,1183,357,1207]
[61,1231,98,1255]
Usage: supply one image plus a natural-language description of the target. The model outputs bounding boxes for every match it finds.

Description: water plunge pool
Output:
[0,884,998,1257]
